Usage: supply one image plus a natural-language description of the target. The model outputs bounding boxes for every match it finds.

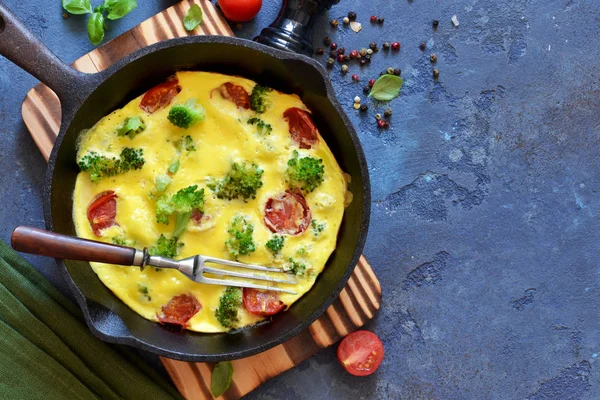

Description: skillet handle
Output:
[0,3,91,109]
[11,226,139,266]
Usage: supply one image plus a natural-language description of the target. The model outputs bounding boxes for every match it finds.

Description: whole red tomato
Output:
[218,0,262,23]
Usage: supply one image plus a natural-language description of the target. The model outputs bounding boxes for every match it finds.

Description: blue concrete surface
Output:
[1,0,599,398]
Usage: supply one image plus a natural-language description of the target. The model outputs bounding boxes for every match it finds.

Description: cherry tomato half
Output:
[218,0,262,23]
[87,191,118,236]
[263,189,311,236]
[243,288,285,316]
[337,330,384,376]
[157,294,202,328]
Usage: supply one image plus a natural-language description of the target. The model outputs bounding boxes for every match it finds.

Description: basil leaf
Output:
[369,74,403,101]
[183,4,203,31]
[104,0,138,20]
[211,361,233,398]
[62,0,93,15]
[87,12,105,45]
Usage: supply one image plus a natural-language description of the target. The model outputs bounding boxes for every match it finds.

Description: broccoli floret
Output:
[208,162,264,201]
[215,287,242,328]
[285,150,325,193]
[156,185,205,237]
[155,174,172,192]
[116,116,146,139]
[138,283,151,301]
[285,257,307,276]
[247,117,272,135]
[249,85,272,114]
[226,215,256,259]
[149,234,183,258]
[265,235,285,255]
[176,135,196,152]
[111,236,136,247]
[311,219,326,237]
[167,99,206,129]
[78,147,145,182]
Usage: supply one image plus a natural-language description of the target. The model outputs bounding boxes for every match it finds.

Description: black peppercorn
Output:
[348,11,357,21]
[315,48,324,55]
[360,103,368,111]
[430,53,437,63]
[384,108,392,118]
[331,19,339,28]
[363,85,370,93]
[344,55,351,61]
[337,47,346,55]
[360,59,367,66]
[419,42,426,51]
[393,68,401,76]
[433,68,440,78]
[377,17,384,24]
[324,36,331,46]
[433,20,439,28]
[330,50,337,57]
[364,54,372,62]
[382,42,390,50]
[369,42,378,50]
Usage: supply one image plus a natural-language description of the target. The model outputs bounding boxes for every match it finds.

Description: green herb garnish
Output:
[369,74,403,101]
[183,4,203,31]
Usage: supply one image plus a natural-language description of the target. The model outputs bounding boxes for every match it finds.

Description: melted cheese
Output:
[73,71,346,332]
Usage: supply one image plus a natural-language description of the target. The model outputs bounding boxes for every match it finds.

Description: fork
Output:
[11,226,297,294]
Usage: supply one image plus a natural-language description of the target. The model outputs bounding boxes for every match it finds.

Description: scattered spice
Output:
[323,36,331,46]
[359,48,368,57]
[367,48,373,55]
[375,113,382,120]
[315,48,324,55]
[419,42,426,51]
[430,53,437,63]
[433,20,439,28]
[350,49,359,59]
[382,42,390,50]
[368,79,376,87]
[343,17,350,24]
[384,108,392,118]
[369,42,378,51]
[370,15,377,23]
[393,68,401,76]
[386,67,395,75]
[433,68,440,78]
[364,54,372,62]
[377,17,384,24]
[326,58,335,67]
[360,59,367,66]
[353,103,360,110]
[360,103,368,112]
[354,96,361,104]
[329,50,337,57]
[341,64,349,74]
[331,19,339,28]
[337,54,345,62]
[377,120,387,128]
[348,11,357,21]
[363,85,371,94]
[391,42,400,51]
[344,55,351,61]
[451,15,459,27]
[352,74,360,82]
[331,42,338,50]
[350,21,362,32]
[337,47,346,55]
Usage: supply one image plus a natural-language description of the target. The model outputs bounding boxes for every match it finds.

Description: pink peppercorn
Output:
[330,42,337,50]
[391,42,400,51]
[352,74,360,82]
[370,15,377,23]
[337,54,345,62]
[377,120,386,128]
[368,79,376,87]
[350,49,359,59]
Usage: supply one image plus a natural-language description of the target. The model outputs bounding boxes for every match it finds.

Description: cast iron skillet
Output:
[0,2,370,361]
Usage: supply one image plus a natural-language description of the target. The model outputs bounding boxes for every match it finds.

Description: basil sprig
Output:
[211,361,233,397]
[369,74,404,101]
[62,0,138,46]
[183,4,203,31]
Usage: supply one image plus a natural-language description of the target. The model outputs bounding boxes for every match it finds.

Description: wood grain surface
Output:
[21,1,381,399]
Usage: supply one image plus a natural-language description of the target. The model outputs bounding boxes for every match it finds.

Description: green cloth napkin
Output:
[0,240,183,400]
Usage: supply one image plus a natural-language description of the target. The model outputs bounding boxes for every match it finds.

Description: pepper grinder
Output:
[254,0,340,56]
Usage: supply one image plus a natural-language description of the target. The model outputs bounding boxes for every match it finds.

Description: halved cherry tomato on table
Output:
[139,77,181,114]
[263,189,311,235]
[337,330,384,376]
[218,82,251,109]
[283,107,319,149]
[87,191,118,236]
[157,294,202,328]
[218,0,262,23]
[242,288,285,316]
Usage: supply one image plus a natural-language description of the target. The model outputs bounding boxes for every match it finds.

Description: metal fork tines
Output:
[143,252,298,294]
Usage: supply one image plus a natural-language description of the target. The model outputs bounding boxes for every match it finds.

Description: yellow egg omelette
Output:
[73,71,348,333]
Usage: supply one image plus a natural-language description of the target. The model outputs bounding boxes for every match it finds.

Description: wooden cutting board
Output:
[21,1,382,399]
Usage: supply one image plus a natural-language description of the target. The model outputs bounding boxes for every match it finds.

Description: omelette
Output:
[73,71,348,333]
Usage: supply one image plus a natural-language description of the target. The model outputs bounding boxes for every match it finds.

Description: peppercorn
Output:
[393,68,401,76]
[337,54,345,62]
[341,64,349,74]
[433,20,439,28]
[352,74,360,81]
[353,103,360,110]
[363,85,370,94]
[326,58,335,67]
[430,53,437,63]
[420,42,426,51]
[354,96,361,104]
[359,48,367,57]
[377,17,384,24]
[315,48,324,55]
[433,68,440,78]
[343,17,350,24]
[348,11,357,21]
[360,59,367,66]
[344,55,351,61]
[384,108,392,118]
[331,19,339,28]
[331,42,338,50]
[330,50,337,57]
[369,42,378,51]
[367,48,373,55]
[364,54,371,62]
[360,103,368,112]
[387,67,395,75]
[370,15,377,23]
[350,49,359,59]
[377,120,386,128]
[368,79,375,87]
[324,36,331,46]
[375,113,382,120]
[391,42,400,51]
[382,42,390,50]
[337,47,346,55]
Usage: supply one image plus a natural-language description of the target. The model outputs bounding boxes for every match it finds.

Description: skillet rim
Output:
[44,35,371,361]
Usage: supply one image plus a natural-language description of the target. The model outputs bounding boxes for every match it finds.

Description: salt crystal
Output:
[451,15,459,27]
[350,21,362,33]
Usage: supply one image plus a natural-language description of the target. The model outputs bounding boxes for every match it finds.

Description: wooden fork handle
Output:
[11,226,137,266]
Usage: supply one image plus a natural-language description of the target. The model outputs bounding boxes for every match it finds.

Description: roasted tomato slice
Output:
[191,209,204,223]
[139,77,181,114]
[264,189,311,235]
[337,330,384,376]
[242,288,285,316]
[218,82,251,109]
[87,191,118,236]
[157,294,202,328]
[283,107,319,149]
